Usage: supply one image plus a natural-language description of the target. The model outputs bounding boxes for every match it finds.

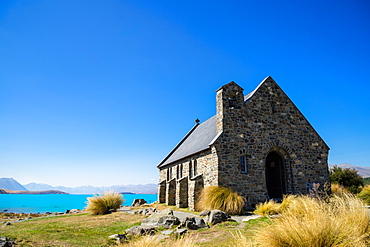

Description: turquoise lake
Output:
[0,194,158,214]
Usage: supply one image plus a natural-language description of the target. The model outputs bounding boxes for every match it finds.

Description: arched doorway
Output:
[193,177,204,211]
[167,180,176,205]
[265,151,286,199]
[159,181,166,203]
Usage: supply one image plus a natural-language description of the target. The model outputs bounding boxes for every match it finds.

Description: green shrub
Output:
[358,185,370,205]
[85,191,124,215]
[196,186,245,215]
[330,165,363,194]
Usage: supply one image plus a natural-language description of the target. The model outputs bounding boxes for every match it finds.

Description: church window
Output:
[239,149,249,174]
[167,167,172,181]
[176,165,180,179]
[240,156,248,174]
[189,160,192,178]
[193,159,197,177]
[180,164,183,178]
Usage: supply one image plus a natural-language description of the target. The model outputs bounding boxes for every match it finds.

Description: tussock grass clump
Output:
[85,191,124,215]
[331,183,349,196]
[196,186,245,215]
[254,195,297,216]
[253,200,280,216]
[249,193,370,247]
[358,185,370,205]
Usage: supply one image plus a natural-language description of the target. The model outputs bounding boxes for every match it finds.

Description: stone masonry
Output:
[157,76,330,209]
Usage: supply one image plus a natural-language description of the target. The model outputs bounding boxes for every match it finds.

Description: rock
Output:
[0,236,15,247]
[179,216,208,230]
[141,209,180,229]
[108,234,126,244]
[194,216,208,228]
[160,230,173,235]
[126,225,155,236]
[204,210,230,225]
[69,209,81,214]
[137,208,157,216]
[175,228,187,236]
[65,209,70,214]
[159,208,174,215]
[131,199,147,207]
[199,210,210,216]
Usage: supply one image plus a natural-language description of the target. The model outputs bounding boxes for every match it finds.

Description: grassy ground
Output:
[0,212,145,246]
[0,209,269,246]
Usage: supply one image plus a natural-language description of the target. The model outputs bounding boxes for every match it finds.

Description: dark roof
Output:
[158,115,218,168]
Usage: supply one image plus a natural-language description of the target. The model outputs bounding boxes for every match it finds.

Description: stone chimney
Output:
[215,81,244,134]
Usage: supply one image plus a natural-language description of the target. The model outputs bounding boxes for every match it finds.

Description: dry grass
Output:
[253,200,280,216]
[331,183,349,196]
[236,193,370,247]
[121,234,198,247]
[85,191,124,215]
[253,195,298,216]
[196,186,245,215]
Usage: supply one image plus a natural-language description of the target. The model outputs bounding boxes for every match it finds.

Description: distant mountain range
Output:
[23,182,158,194]
[0,178,28,191]
[329,163,370,178]
[0,189,67,194]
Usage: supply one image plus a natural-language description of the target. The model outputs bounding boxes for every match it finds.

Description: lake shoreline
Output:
[0,193,158,214]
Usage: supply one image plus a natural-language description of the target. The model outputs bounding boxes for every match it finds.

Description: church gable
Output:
[245,76,328,150]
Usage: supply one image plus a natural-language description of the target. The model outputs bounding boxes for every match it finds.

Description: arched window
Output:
[189,160,192,178]
[239,149,249,174]
[180,164,183,178]
[176,165,180,179]
[193,159,197,177]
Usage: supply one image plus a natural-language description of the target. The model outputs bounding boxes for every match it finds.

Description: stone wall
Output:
[215,77,329,206]
[158,148,219,209]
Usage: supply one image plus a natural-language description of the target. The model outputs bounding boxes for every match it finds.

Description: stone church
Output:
[157,76,330,209]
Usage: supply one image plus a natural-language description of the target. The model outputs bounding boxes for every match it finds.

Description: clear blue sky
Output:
[1,0,369,187]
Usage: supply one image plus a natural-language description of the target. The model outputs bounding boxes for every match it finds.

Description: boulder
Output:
[141,209,180,229]
[69,209,81,214]
[160,230,173,235]
[108,234,126,244]
[126,225,155,236]
[131,199,147,207]
[179,216,208,230]
[137,208,157,216]
[204,210,230,225]
[0,236,15,247]
[159,208,173,215]
[199,210,210,216]
[175,228,188,236]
